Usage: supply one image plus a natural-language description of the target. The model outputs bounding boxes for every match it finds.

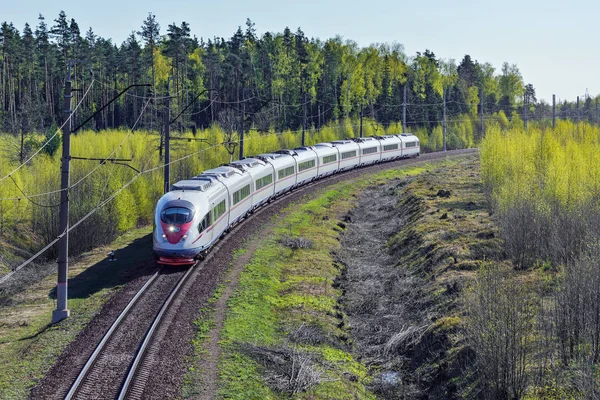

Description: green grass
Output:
[0,291,112,399]
[210,158,468,399]
[0,226,152,399]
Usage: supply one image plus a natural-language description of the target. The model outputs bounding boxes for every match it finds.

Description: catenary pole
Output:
[239,88,245,160]
[442,88,447,152]
[552,94,556,129]
[524,93,528,130]
[402,85,407,133]
[302,92,307,146]
[359,103,363,138]
[163,78,171,194]
[480,88,484,137]
[53,65,73,323]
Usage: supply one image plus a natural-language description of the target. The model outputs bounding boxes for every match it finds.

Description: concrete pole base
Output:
[52,309,70,323]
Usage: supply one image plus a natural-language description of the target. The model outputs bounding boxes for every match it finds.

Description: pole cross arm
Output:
[70,156,140,173]
[72,84,152,133]
[170,88,219,124]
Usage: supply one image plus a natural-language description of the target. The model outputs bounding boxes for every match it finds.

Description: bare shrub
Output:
[497,199,550,268]
[464,263,537,399]
[548,202,593,266]
[496,195,596,269]
[554,243,600,367]
[279,236,313,251]
[239,343,329,394]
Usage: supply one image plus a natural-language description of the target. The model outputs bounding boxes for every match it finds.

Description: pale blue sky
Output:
[3,0,598,103]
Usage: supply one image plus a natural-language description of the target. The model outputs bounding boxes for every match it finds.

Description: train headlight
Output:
[169,225,176,232]
[181,234,187,242]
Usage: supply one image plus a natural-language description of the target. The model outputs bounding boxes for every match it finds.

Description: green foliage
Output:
[41,127,60,157]
[481,120,600,267]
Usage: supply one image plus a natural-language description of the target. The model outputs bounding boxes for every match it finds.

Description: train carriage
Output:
[257,153,297,195]
[331,140,360,171]
[229,158,274,209]
[355,137,382,165]
[377,135,403,161]
[202,166,253,226]
[313,143,339,177]
[277,149,318,185]
[397,133,420,157]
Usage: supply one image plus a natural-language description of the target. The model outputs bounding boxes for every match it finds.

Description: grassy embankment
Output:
[184,153,506,398]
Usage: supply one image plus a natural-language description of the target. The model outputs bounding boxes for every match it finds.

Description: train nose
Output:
[160,222,192,244]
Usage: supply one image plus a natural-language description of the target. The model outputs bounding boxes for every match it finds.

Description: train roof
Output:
[202,165,243,179]
[171,178,215,192]
[294,146,316,152]
[230,157,266,169]
[331,140,354,145]
[256,153,291,161]
[354,136,379,143]
[276,149,300,156]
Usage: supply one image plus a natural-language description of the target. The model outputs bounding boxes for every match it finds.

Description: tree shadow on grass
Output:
[49,233,158,300]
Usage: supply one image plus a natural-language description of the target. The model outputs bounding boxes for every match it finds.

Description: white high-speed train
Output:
[153,134,420,265]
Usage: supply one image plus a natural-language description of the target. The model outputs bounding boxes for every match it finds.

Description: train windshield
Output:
[161,207,193,224]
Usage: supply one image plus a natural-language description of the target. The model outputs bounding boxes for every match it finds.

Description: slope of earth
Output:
[338,156,504,398]
[183,153,501,399]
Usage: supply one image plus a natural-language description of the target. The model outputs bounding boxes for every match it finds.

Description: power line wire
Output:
[8,176,65,208]
[0,79,96,183]
[0,96,153,203]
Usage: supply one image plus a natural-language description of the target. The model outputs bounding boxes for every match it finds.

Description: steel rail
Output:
[64,270,161,400]
[117,265,196,399]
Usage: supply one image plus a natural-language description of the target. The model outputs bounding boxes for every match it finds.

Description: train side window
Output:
[199,212,211,233]
[212,200,226,222]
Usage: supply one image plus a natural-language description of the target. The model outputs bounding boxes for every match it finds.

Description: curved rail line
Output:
[64,270,162,400]
[117,265,195,399]
[64,268,190,400]
[62,149,477,399]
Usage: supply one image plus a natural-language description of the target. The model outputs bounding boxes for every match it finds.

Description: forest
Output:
[0,10,598,142]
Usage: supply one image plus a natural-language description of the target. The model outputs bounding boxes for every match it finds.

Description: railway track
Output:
[64,267,192,400]
[35,149,477,400]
